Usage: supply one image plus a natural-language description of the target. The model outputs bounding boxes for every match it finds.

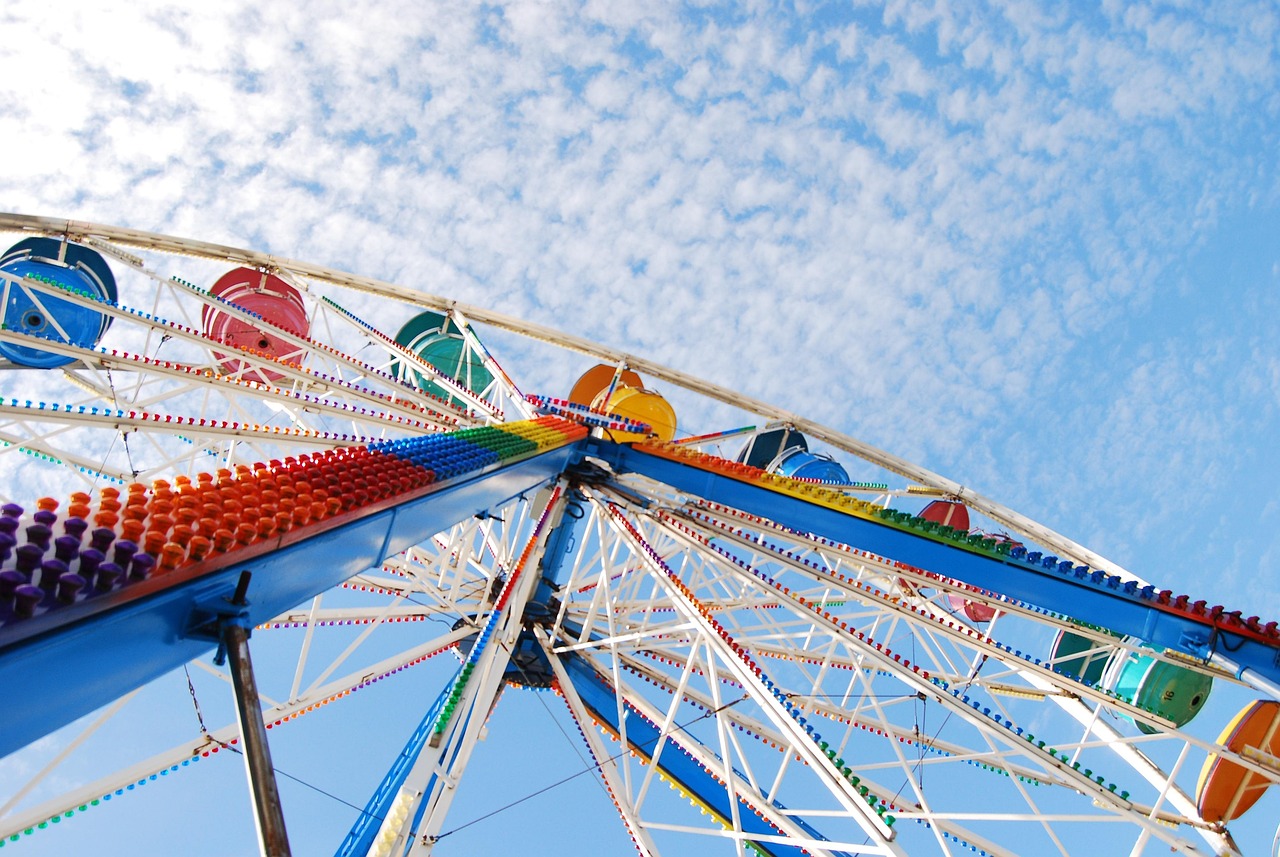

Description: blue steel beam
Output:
[561,653,839,857]
[592,440,1280,689]
[0,447,576,758]
[335,665,455,857]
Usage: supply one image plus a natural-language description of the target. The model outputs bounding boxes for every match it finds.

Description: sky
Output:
[1,1,1278,855]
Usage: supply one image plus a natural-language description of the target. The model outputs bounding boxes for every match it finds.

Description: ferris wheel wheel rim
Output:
[0,211,1129,579]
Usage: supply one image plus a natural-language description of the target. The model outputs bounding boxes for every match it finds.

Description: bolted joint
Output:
[185,571,255,663]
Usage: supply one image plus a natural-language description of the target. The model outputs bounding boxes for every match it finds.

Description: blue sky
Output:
[1,1,1278,854]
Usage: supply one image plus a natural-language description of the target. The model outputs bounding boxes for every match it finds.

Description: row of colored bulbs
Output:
[666,509,1137,804]
[0,418,585,627]
[427,485,565,740]
[687,503,1210,727]
[643,441,1280,644]
[318,295,488,419]
[606,505,899,830]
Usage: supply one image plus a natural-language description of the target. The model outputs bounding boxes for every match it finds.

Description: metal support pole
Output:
[225,621,293,857]
[1213,653,1280,701]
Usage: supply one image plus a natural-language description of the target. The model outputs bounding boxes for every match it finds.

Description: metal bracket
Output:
[186,571,253,665]
[1177,628,1212,659]
[188,570,293,856]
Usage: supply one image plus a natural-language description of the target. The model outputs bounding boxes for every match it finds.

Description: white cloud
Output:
[0,0,1276,760]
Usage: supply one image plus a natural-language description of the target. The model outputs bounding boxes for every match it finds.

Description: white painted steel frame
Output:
[0,213,1133,577]
[0,214,1273,857]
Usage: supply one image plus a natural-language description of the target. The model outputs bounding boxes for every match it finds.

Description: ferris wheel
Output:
[0,213,1277,857]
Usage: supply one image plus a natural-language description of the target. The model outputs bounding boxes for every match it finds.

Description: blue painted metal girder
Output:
[335,664,456,857]
[0,447,577,759]
[593,441,1280,687]
[562,653,840,857]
